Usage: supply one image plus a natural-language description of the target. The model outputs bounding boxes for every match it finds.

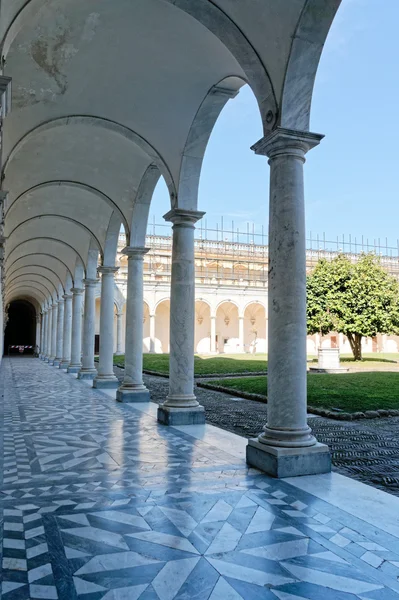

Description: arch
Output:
[5,253,74,282]
[216,301,239,354]
[130,165,161,248]
[6,283,47,303]
[177,77,242,210]
[195,299,211,354]
[280,0,341,130]
[6,272,59,297]
[154,297,172,311]
[4,298,37,353]
[161,0,277,131]
[6,263,66,290]
[2,116,176,201]
[154,298,170,353]
[103,212,123,267]
[7,215,103,256]
[7,277,53,299]
[5,238,86,273]
[215,298,240,313]
[242,299,267,315]
[243,302,267,354]
[5,181,130,236]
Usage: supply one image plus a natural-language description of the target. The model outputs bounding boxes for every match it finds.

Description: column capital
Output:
[52,302,58,309]
[83,278,99,287]
[122,246,149,258]
[57,298,64,305]
[251,127,324,161]
[62,293,73,300]
[163,208,205,226]
[97,266,119,276]
[71,287,84,295]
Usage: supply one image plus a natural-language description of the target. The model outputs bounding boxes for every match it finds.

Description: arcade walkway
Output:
[3,358,399,599]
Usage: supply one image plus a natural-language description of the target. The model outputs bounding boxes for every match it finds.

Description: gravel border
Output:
[197,380,399,421]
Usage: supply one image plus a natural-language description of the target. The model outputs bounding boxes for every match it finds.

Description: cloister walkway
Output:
[2,357,399,599]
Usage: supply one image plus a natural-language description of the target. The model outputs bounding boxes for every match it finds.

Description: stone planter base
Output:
[246,438,331,478]
[157,405,205,426]
[67,365,81,374]
[78,370,97,381]
[116,388,150,403]
[93,377,119,390]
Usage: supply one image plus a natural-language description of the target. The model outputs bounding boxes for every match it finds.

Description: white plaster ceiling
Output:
[0,0,341,308]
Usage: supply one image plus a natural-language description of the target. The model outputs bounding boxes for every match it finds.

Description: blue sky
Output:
[150,0,399,249]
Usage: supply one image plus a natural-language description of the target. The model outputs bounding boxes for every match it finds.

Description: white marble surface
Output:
[80,279,98,373]
[69,288,84,369]
[285,471,399,538]
[61,294,72,366]
[96,268,119,381]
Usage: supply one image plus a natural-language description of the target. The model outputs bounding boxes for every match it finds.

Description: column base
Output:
[157,404,205,426]
[67,364,81,374]
[93,376,119,390]
[116,387,150,403]
[59,361,70,369]
[246,438,331,478]
[48,358,55,365]
[78,369,97,381]
[53,359,61,367]
[43,357,49,362]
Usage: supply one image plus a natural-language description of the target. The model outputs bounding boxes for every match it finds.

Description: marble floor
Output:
[2,358,399,599]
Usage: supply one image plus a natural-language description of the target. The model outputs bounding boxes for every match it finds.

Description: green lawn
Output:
[113,353,268,375]
[210,372,399,412]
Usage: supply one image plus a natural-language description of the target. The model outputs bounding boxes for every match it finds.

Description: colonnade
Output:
[37,128,331,478]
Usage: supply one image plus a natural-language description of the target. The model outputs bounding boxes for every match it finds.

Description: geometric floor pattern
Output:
[2,358,399,599]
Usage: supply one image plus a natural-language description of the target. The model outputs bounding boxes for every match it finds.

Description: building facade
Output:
[102,230,399,356]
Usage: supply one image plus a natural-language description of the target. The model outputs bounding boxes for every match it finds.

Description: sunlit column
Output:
[78,278,98,380]
[246,127,330,477]
[53,298,64,366]
[158,209,205,425]
[68,287,84,373]
[93,267,119,389]
[60,293,73,369]
[115,312,124,355]
[117,247,150,402]
[49,302,58,365]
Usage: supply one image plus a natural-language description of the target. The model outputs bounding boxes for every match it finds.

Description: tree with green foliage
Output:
[307,253,399,360]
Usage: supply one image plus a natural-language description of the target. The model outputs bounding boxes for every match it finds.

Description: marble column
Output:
[117,247,150,402]
[149,314,155,353]
[36,315,41,356]
[42,309,49,360]
[60,294,73,369]
[40,311,46,359]
[49,303,58,365]
[210,315,216,354]
[93,267,119,389]
[246,127,330,478]
[53,298,64,366]
[238,316,245,353]
[45,305,52,362]
[115,312,124,355]
[78,279,98,380]
[158,209,205,425]
[68,287,84,373]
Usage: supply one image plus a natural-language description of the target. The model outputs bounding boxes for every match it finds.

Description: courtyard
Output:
[3,356,399,599]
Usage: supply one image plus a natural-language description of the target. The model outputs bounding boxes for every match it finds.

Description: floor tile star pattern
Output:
[1,357,399,599]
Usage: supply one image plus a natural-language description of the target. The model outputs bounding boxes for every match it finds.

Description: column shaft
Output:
[68,288,84,373]
[45,305,52,362]
[239,316,245,353]
[149,314,155,353]
[117,248,149,402]
[54,299,64,366]
[35,316,41,356]
[115,313,124,355]
[78,279,98,380]
[246,127,330,477]
[210,316,216,354]
[158,209,205,426]
[40,311,46,359]
[60,294,73,368]
[93,268,119,389]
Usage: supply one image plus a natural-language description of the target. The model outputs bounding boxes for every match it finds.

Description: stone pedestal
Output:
[93,267,119,390]
[116,248,150,403]
[309,348,349,374]
[246,439,331,478]
[157,209,205,426]
[78,279,98,381]
[246,128,331,477]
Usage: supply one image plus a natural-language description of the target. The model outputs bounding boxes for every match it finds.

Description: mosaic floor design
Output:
[2,357,399,599]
